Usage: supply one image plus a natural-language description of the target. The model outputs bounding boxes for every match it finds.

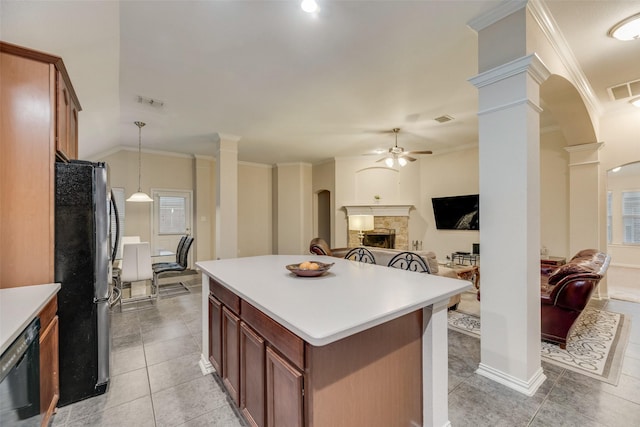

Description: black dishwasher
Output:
[0,318,41,426]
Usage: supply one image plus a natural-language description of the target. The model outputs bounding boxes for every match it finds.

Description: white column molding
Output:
[214,134,240,259]
[469,50,549,395]
[422,300,450,427]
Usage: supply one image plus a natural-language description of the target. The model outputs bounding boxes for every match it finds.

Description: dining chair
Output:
[120,242,154,306]
[387,251,431,273]
[152,235,194,299]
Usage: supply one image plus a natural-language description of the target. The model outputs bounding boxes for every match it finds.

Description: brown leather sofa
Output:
[540,249,611,348]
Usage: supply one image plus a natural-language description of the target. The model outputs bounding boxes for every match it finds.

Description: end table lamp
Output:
[348,215,374,246]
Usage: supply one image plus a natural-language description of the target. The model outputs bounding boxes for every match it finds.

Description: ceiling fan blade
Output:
[403,155,417,162]
[376,157,389,162]
[405,150,433,155]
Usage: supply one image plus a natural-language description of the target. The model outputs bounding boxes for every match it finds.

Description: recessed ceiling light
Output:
[608,13,640,41]
[301,0,318,14]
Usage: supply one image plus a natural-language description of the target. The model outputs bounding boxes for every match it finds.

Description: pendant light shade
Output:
[127,121,153,203]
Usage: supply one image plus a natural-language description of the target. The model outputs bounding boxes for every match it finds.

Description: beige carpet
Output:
[449,292,630,386]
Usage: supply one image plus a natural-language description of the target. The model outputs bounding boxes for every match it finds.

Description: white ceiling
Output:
[1,0,639,164]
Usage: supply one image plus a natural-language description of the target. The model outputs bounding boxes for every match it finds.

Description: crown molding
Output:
[467,0,527,32]
[527,0,603,117]
[238,161,274,169]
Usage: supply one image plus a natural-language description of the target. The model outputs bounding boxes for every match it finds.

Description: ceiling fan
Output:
[377,128,432,167]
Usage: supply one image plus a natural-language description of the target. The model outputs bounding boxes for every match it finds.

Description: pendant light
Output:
[126,121,153,202]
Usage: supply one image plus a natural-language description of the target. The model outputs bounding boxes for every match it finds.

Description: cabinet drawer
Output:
[209,277,240,314]
[241,300,304,370]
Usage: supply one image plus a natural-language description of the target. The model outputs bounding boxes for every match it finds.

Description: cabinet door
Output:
[68,102,78,160]
[40,316,59,417]
[208,294,223,373]
[266,347,303,427]
[222,306,240,405]
[56,71,71,160]
[240,322,265,427]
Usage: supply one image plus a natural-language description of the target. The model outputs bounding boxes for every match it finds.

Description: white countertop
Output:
[197,255,470,346]
[1,283,61,354]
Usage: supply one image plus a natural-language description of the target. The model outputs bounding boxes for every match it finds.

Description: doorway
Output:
[317,190,331,247]
[150,189,193,268]
[606,161,640,302]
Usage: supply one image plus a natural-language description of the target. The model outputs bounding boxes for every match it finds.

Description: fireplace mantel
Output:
[343,204,414,217]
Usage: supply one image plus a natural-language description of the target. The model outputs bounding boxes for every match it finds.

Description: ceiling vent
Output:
[137,95,165,108]
[607,79,640,101]
[434,115,454,123]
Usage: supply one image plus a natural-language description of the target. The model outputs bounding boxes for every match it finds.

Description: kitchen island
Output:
[198,255,470,427]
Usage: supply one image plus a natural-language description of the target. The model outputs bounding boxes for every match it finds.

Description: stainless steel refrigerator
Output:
[55,160,112,406]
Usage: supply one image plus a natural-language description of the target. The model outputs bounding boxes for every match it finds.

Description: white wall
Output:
[99,150,275,263]
[276,163,313,255]
[100,150,194,245]
[418,148,479,260]
[333,157,421,248]
[540,130,570,259]
[238,162,273,257]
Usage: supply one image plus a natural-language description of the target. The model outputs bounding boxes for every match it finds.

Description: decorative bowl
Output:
[286,261,334,277]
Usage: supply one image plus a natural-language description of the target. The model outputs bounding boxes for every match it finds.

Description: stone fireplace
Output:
[343,205,412,250]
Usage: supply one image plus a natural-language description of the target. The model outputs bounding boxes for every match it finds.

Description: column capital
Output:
[469,53,550,89]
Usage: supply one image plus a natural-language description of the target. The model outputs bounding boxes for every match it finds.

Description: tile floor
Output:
[50,275,640,427]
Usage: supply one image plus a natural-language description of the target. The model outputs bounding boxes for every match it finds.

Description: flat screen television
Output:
[431,194,479,230]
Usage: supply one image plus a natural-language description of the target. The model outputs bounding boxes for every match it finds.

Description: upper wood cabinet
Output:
[56,70,80,161]
[0,41,81,288]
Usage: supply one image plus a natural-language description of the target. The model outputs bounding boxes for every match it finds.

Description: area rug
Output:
[448,307,630,385]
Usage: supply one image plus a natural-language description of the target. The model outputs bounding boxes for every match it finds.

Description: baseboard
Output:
[476,363,546,396]
[199,353,215,375]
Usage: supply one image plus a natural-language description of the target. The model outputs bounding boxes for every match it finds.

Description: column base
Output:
[199,353,215,375]
[476,364,546,396]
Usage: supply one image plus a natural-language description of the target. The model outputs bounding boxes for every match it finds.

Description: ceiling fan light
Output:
[631,97,640,108]
[398,157,408,167]
[385,157,394,168]
[608,13,640,41]
[301,0,318,13]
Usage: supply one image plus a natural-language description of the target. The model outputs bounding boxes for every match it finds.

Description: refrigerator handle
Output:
[109,190,120,263]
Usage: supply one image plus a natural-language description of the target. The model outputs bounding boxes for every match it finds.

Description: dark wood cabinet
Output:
[266,346,303,427]
[222,306,241,405]
[208,294,222,373]
[240,322,265,427]
[206,276,423,427]
[39,296,59,426]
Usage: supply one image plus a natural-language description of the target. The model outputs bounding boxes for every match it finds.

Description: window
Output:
[158,196,186,234]
[607,191,612,244]
[623,191,640,244]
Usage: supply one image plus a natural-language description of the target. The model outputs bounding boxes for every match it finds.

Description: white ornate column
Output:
[469,53,550,395]
[214,134,240,259]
